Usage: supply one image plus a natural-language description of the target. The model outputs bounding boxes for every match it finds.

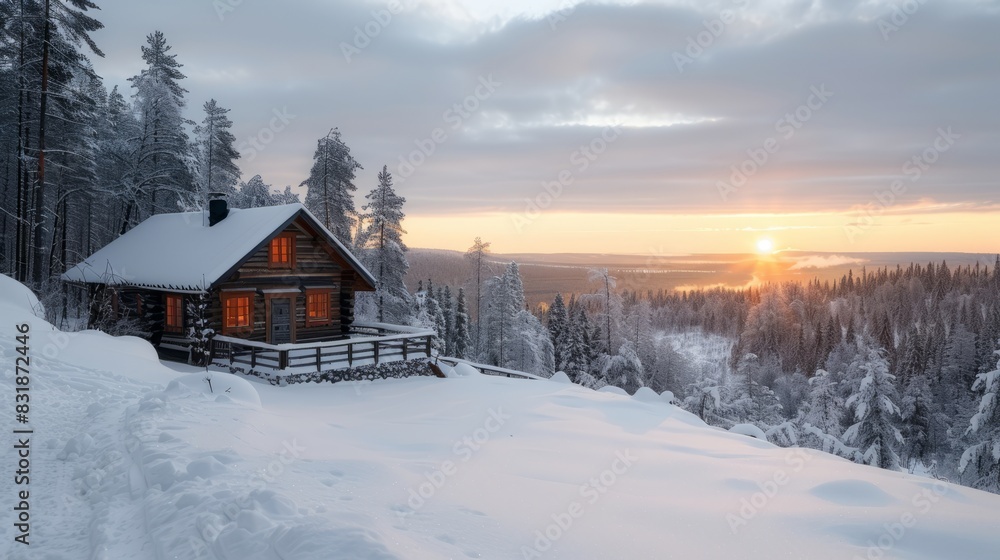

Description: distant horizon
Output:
[407,247,1000,257]
[404,247,1000,305]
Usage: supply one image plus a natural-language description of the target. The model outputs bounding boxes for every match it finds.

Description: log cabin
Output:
[62,199,433,374]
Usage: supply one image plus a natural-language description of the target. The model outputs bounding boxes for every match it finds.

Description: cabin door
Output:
[270,298,292,344]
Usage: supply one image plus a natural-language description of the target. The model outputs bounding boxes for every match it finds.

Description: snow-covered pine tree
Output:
[630,299,656,382]
[559,304,589,383]
[796,368,860,457]
[547,292,569,369]
[187,293,214,367]
[587,321,604,375]
[842,346,904,470]
[416,280,444,352]
[772,372,809,419]
[959,345,1000,492]
[453,288,472,359]
[432,284,446,353]
[412,282,442,351]
[597,340,644,393]
[684,376,724,424]
[508,309,555,377]
[464,237,492,356]
[275,185,300,204]
[235,175,277,208]
[896,326,925,385]
[94,84,143,247]
[357,165,411,323]
[37,58,103,298]
[193,99,240,204]
[803,369,843,437]
[976,306,1000,374]
[127,31,193,224]
[586,268,623,355]
[649,342,692,395]
[729,353,780,425]
[22,0,105,285]
[482,262,532,368]
[441,285,455,356]
[302,128,362,244]
[940,321,978,421]
[900,373,934,471]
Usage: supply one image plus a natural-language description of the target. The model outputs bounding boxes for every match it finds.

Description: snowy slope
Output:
[2,276,1000,559]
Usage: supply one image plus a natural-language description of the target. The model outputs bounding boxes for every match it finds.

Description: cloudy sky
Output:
[90,0,999,254]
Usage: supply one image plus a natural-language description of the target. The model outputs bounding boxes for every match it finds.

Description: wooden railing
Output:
[210,322,435,373]
[436,357,542,380]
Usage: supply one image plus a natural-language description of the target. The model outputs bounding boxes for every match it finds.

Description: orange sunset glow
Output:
[402,209,1000,255]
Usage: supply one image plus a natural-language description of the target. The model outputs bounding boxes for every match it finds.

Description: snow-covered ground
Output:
[2,275,1000,559]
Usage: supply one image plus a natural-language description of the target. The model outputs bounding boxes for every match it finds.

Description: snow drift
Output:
[2,275,999,560]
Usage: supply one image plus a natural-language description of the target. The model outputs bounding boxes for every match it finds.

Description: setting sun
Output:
[756,238,775,255]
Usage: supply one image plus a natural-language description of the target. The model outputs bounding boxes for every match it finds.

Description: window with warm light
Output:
[165,294,183,332]
[223,294,252,331]
[269,233,294,268]
[306,290,331,326]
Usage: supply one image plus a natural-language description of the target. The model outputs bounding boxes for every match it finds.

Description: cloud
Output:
[787,255,867,270]
[88,0,1000,220]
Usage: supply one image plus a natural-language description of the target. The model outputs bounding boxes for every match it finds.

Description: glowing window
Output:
[306,290,331,325]
[269,234,294,268]
[165,294,183,332]
[224,295,251,330]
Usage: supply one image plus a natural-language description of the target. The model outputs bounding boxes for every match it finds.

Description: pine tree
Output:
[95,84,142,242]
[547,292,569,369]
[631,299,656,375]
[357,165,410,323]
[976,305,1000,374]
[727,352,784,427]
[598,340,644,393]
[453,288,472,359]
[481,262,537,369]
[900,373,934,470]
[803,369,843,437]
[302,127,361,244]
[842,347,903,470]
[560,305,589,382]
[684,376,724,424]
[193,99,240,203]
[127,31,192,226]
[897,326,925,385]
[275,185,300,204]
[0,0,106,286]
[465,237,491,356]
[508,309,555,376]
[187,293,214,367]
[413,282,443,352]
[235,175,277,208]
[36,58,102,293]
[959,345,1000,492]
[29,0,105,285]
[441,285,454,356]
[587,268,621,354]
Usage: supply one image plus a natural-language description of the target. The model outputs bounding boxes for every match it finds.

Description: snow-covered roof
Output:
[62,204,376,292]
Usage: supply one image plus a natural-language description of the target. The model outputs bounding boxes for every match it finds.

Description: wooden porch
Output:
[210,322,435,374]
